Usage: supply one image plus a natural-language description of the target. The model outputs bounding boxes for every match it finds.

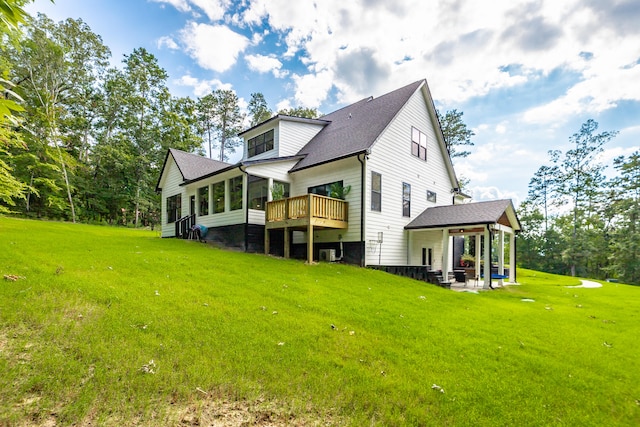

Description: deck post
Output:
[284,227,290,259]
[265,228,270,255]
[307,224,314,264]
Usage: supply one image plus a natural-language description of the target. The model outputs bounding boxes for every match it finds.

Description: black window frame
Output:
[212,181,225,214]
[198,185,209,216]
[402,182,411,217]
[427,190,437,203]
[371,171,382,212]
[308,180,343,197]
[166,194,181,223]
[247,129,274,158]
[229,176,243,211]
[248,175,269,211]
[411,126,427,161]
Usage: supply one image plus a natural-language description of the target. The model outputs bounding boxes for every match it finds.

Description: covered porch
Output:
[264,194,348,263]
[405,200,522,289]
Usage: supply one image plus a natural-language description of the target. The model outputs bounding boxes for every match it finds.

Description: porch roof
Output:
[405,199,521,232]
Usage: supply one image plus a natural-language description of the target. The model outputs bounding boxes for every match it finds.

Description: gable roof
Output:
[289,80,425,172]
[155,148,234,191]
[405,199,522,231]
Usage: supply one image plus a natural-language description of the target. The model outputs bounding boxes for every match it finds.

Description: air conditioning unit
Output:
[319,249,336,262]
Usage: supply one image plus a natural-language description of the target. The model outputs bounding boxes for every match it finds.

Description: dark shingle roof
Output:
[169,148,232,181]
[405,200,521,231]
[155,149,234,191]
[290,80,425,172]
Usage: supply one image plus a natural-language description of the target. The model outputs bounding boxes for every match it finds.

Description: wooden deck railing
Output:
[266,194,348,227]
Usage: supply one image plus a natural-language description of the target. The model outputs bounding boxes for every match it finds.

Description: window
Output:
[248,176,269,210]
[166,194,181,223]
[402,182,411,217]
[411,127,427,161]
[230,176,243,211]
[198,186,209,216]
[371,172,382,211]
[247,129,274,157]
[308,181,342,197]
[212,181,225,213]
[427,190,437,203]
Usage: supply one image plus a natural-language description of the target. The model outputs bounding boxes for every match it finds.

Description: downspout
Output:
[239,165,249,252]
[357,153,367,267]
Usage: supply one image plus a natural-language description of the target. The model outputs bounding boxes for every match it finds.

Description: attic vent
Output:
[348,113,352,119]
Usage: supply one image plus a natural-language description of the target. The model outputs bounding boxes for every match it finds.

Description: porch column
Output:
[509,231,516,283]
[442,228,450,283]
[284,227,290,259]
[307,224,314,264]
[483,227,491,289]
[267,178,274,202]
[498,229,505,286]
[475,234,481,282]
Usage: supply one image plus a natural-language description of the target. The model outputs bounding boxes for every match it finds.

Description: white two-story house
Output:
[156,80,521,288]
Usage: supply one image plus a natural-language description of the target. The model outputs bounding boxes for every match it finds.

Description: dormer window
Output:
[248,129,274,158]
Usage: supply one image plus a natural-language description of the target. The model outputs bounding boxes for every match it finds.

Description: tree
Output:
[11,14,110,222]
[607,151,640,284]
[196,93,217,159]
[0,0,30,213]
[120,48,170,226]
[277,107,319,119]
[527,163,559,234]
[553,119,617,276]
[248,92,272,126]
[436,109,475,159]
[196,89,244,162]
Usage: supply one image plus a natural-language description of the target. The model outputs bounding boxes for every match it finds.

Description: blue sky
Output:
[27,0,640,205]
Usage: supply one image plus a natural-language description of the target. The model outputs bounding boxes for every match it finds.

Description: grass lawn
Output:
[1,217,639,426]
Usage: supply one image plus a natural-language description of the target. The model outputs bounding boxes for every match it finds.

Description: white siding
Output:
[244,159,298,182]
[289,157,363,244]
[278,120,324,157]
[408,230,444,270]
[160,156,186,237]
[364,89,456,266]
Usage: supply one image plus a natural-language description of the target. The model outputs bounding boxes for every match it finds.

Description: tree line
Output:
[517,120,639,286]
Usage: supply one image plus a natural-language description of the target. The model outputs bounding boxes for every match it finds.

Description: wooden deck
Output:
[265,194,348,263]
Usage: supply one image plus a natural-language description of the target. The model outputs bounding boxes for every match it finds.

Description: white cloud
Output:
[175,74,232,97]
[470,186,522,205]
[291,71,334,108]
[275,99,292,112]
[245,54,288,78]
[150,0,191,13]
[190,0,228,21]
[180,22,249,72]
[523,61,640,124]
[235,0,640,123]
[157,36,179,50]
[495,122,508,134]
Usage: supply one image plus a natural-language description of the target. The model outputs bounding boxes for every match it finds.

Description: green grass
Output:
[1,217,639,426]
